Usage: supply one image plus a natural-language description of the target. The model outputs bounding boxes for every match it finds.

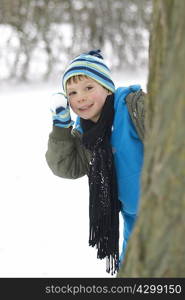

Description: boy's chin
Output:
[78,112,92,119]
[79,115,98,122]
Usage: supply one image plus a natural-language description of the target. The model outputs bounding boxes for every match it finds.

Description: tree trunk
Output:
[118,0,185,277]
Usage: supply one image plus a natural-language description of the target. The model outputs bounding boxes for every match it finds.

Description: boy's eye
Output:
[87,86,93,90]
[68,91,76,96]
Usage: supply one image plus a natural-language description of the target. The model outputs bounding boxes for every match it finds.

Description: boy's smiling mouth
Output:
[79,104,94,111]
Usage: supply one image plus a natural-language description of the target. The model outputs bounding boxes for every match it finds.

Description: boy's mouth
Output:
[79,104,93,111]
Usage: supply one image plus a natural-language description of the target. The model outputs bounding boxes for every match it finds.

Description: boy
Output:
[46,50,145,275]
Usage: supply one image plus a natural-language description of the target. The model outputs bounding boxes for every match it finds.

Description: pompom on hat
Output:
[62,49,115,95]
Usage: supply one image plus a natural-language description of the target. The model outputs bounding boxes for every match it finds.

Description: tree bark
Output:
[118,0,185,277]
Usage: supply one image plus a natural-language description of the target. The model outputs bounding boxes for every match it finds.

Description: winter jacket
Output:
[45,85,145,263]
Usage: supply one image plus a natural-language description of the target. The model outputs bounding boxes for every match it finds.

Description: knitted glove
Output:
[50,92,74,128]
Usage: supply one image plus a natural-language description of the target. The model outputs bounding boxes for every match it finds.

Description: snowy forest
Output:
[0,0,151,81]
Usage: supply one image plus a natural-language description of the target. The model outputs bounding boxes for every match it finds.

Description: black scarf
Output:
[80,94,121,275]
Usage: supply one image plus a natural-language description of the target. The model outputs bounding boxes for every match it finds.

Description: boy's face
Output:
[66,77,111,122]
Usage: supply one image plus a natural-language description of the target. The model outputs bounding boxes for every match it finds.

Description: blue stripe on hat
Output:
[72,58,110,70]
[63,66,114,85]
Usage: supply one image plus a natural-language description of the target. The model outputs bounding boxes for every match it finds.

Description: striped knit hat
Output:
[62,50,115,94]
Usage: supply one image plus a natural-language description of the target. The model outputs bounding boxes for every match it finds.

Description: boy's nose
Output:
[78,95,87,103]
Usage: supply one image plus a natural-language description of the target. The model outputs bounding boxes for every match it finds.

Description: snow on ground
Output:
[0,70,147,278]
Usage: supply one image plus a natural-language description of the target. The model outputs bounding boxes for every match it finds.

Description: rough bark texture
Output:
[118,0,185,277]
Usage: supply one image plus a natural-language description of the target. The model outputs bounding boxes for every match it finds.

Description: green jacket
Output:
[45,90,145,179]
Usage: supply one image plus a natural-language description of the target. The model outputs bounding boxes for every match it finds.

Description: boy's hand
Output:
[50,93,74,128]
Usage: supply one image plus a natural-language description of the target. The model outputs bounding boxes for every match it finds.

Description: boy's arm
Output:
[45,126,91,179]
[125,89,146,141]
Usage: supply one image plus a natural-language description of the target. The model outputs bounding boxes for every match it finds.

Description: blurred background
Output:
[0,0,151,82]
[0,0,151,277]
